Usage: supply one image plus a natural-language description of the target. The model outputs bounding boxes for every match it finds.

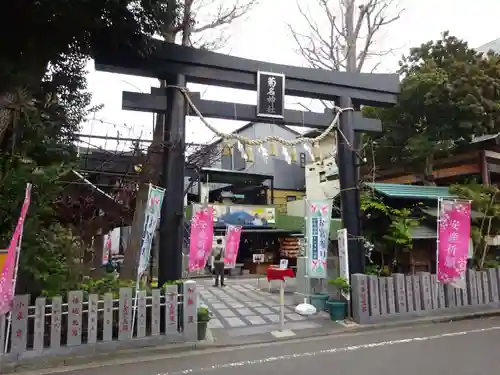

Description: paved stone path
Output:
[197,278,324,330]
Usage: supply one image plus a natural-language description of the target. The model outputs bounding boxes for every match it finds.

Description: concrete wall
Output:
[287,199,306,217]
[270,189,306,213]
[351,269,500,324]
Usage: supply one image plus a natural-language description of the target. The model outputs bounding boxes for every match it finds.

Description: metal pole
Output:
[279,280,285,331]
[159,75,187,285]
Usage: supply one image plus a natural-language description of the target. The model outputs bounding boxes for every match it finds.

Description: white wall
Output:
[304,134,340,200]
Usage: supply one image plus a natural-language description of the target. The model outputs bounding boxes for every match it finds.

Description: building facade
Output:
[187,122,311,211]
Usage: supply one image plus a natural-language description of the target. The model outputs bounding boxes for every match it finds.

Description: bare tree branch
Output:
[192,0,258,33]
[289,0,403,74]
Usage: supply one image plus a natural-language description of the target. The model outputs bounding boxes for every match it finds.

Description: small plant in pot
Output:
[325,277,350,321]
[328,277,351,299]
[197,306,212,340]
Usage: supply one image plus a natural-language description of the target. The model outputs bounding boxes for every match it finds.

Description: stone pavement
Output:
[197,278,342,339]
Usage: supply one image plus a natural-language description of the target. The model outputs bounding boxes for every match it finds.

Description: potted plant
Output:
[325,277,350,321]
[197,306,212,340]
[309,291,330,311]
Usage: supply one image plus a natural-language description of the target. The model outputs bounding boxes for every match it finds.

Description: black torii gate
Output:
[94,39,399,285]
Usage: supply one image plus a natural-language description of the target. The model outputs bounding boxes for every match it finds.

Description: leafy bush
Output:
[328,277,351,295]
[197,307,212,322]
[78,274,136,298]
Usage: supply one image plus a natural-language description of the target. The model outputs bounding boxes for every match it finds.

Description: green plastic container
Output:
[198,321,208,340]
[326,300,347,321]
[310,293,329,312]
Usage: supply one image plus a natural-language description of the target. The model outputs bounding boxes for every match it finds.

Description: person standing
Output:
[213,238,225,287]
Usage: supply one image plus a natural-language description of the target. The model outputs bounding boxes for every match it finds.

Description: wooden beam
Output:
[122,90,382,133]
[95,39,399,106]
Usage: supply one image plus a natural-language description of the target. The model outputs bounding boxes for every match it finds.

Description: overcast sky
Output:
[83,0,500,153]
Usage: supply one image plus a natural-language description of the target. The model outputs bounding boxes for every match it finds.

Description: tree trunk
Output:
[479,217,492,269]
[422,153,436,185]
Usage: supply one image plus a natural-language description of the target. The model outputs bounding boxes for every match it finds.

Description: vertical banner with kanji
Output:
[306,200,332,279]
[132,184,164,338]
[188,207,214,272]
[337,228,350,300]
[137,184,165,279]
[102,234,111,265]
[436,198,471,288]
[223,225,242,269]
[0,183,32,315]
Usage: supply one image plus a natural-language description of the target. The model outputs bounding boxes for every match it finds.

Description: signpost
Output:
[253,253,264,288]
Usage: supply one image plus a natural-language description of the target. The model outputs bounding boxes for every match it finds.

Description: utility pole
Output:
[337,0,364,276]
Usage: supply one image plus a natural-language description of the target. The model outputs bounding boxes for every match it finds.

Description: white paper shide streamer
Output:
[303,143,314,160]
[237,140,248,160]
[281,145,291,164]
[259,144,269,163]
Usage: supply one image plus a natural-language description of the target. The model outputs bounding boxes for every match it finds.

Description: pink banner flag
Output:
[0,184,32,314]
[437,199,471,286]
[188,207,214,273]
[224,225,242,268]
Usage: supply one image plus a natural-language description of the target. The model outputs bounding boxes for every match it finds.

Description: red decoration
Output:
[15,329,22,337]
[187,298,194,305]
[71,328,78,336]
[16,312,23,320]
[187,316,194,323]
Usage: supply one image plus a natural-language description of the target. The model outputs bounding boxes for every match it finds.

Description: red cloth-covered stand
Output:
[266,267,295,281]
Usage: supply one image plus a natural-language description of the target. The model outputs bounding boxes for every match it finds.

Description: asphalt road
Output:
[19,317,500,375]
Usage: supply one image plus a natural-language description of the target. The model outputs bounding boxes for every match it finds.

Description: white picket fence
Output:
[0,280,199,360]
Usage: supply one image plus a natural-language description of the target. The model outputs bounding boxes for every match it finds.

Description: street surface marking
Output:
[157,325,500,375]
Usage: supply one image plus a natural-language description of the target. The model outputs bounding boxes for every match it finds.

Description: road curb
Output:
[5,309,500,374]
